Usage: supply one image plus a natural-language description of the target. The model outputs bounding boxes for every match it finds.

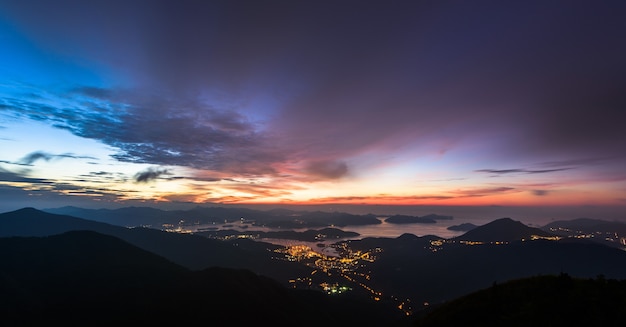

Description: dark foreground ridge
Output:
[0,230,406,326]
[413,274,626,326]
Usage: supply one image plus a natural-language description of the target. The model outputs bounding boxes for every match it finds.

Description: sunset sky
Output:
[1,1,625,218]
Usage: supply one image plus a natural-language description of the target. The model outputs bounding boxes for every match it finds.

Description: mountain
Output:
[412,274,626,326]
[543,217,626,232]
[447,222,477,231]
[338,226,626,307]
[0,231,405,326]
[0,208,311,283]
[453,217,555,242]
[541,218,626,249]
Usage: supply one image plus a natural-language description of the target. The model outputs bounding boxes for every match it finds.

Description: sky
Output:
[1,0,625,220]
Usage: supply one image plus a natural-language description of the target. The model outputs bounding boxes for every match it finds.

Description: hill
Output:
[0,231,405,326]
[454,217,555,242]
[338,220,626,307]
[0,207,311,283]
[447,222,477,231]
[542,218,626,249]
[412,274,626,326]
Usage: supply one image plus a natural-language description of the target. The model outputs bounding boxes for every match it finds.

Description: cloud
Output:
[3,93,286,175]
[306,194,454,204]
[223,183,293,198]
[1,0,626,189]
[532,190,549,196]
[304,160,349,180]
[475,168,571,175]
[134,167,170,183]
[17,151,96,166]
[0,167,53,184]
[449,187,517,198]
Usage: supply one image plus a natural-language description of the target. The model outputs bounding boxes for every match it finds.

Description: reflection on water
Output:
[344,218,464,240]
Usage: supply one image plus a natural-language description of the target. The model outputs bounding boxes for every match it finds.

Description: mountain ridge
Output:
[454,217,556,242]
[0,207,312,283]
[0,230,405,326]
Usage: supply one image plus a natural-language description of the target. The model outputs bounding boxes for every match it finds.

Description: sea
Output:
[186,215,500,256]
[181,204,623,254]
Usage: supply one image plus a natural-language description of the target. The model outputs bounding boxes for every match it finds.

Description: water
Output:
[187,216,491,243]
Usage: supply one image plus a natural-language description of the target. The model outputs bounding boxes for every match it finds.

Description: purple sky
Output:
[0,1,625,220]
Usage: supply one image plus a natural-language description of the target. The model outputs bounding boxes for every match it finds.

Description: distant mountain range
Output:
[340,217,626,306]
[541,218,626,249]
[0,207,310,283]
[42,205,383,228]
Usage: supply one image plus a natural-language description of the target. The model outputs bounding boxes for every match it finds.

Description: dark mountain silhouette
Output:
[0,208,311,283]
[543,217,626,232]
[344,233,437,259]
[542,218,626,249]
[454,217,555,242]
[338,219,626,308]
[412,274,626,326]
[0,231,406,326]
[447,222,477,231]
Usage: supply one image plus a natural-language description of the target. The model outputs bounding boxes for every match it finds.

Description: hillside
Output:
[454,217,555,242]
[0,231,405,326]
[0,208,312,283]
[412,274,626,326]
[541,218,626,249]
[339,224,626,306]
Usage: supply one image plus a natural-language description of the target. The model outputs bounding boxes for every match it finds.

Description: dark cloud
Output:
[134,167,170,183]
[450,187,517,198]
[476,168,571,175]
[224,183,293,198]
[538,156,620,168]
[0,167,128,204]
[308,194,454,204]
[193,177,223,182]
[533,190,549,196]
[18,151,55,165]
[3,94,285,175]
[90,171,113,176]
[78,171,128,183]
[0,167,53,184]
[17,151,96,166]
[304,160,349,180]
